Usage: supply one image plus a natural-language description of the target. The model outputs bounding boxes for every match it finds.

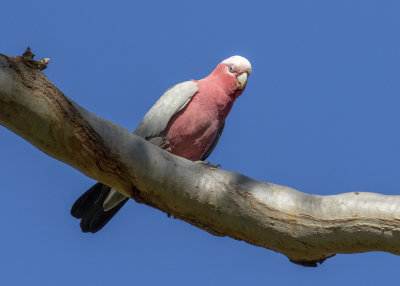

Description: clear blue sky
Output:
[1,0,400,285]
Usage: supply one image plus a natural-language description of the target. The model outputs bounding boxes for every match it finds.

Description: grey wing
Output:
[201,123,225,161]
[134,81,198,139]
[103,81,199,211]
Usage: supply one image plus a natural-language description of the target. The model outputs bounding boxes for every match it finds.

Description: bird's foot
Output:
[160,139,173,152]
[194,161,221,169]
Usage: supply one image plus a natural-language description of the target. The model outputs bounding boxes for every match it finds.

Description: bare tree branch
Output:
[1,49,400,267]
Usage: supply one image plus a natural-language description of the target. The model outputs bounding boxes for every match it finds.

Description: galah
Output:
[71,55,252,233]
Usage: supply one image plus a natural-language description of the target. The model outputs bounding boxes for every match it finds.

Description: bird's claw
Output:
[160,139,173,152]
[195,161,221,169]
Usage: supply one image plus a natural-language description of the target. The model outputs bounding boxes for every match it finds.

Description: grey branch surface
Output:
[1,49,400,267]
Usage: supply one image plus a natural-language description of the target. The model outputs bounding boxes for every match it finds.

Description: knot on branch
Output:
[19,47,50,71]
[289,254,336,267]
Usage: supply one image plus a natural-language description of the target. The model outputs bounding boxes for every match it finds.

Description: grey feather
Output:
[103,189,128,211]
[134,81,198,139]
[201,123,225,161]
[103,81,198,211]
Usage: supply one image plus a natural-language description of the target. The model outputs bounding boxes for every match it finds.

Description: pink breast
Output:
[164,80,234,161]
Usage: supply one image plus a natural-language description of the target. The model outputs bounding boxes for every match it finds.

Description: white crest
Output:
[222,55,252,74]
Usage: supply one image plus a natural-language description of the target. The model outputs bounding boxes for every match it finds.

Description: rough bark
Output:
[1,49,400,267]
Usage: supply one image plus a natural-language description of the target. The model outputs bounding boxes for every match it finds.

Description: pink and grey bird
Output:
[71,55,252,233]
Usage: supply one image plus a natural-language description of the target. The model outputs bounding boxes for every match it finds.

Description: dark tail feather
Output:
[71,183,129,233]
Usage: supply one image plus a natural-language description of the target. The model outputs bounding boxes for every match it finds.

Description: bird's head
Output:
[222,55,252,90]
[206,55,252,98]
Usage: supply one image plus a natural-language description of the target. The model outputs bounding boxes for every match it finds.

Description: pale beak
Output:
[236,72,248,89]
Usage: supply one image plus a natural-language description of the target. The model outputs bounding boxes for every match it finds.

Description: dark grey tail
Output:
[71,183,129,233]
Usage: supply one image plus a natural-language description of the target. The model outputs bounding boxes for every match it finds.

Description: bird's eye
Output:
[228,64,236,73]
